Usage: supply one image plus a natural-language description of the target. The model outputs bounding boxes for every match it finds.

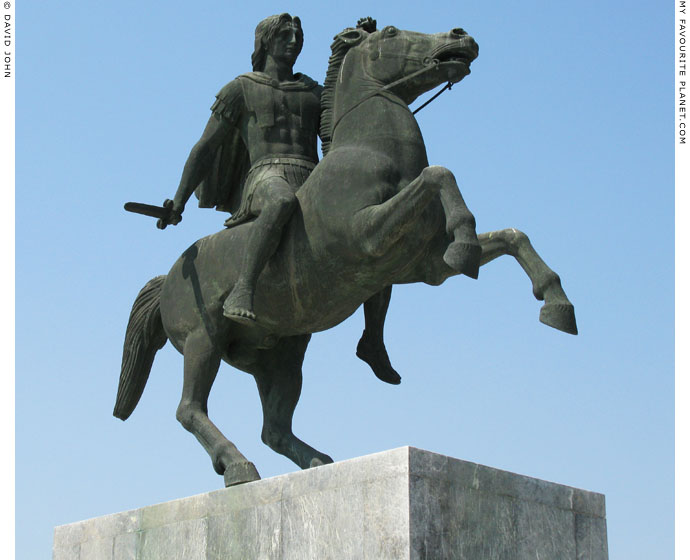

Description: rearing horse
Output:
[115,24,577,487]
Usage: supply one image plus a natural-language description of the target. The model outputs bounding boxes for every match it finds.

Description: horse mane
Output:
[320,32,356,157]
[321,19,377,156]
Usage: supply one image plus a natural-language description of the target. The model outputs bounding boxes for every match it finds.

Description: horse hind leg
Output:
[478,228,578,335]
[251,335,334,470]
[176,329,261,487]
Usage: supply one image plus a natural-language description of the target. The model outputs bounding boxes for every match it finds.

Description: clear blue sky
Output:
[15,1,674,558]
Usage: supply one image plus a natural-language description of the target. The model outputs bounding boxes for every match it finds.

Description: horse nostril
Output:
[451,28,467,36]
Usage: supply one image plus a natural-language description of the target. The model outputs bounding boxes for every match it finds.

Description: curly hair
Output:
[252,13,304,72]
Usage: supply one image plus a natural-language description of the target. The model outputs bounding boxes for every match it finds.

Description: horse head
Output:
[320,21,479,153]
[345,24,477,99]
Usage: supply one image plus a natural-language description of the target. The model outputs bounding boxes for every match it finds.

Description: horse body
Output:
[116,24,578,487]
[159,218,375,347]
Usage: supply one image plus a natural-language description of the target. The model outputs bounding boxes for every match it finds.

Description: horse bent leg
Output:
[479,229,578,335]
[251,335,334,470]
[176,329,261,487]
[431,166,481,278]
[353,168,440,258]
[352,166,480,278]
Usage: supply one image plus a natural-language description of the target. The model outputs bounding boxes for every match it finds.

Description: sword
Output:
[124,199,180,229]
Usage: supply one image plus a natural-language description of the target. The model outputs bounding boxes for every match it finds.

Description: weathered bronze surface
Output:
[117,16,577,487]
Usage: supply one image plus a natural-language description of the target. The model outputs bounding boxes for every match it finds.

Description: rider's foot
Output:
[356,333,401,385]
[443,240,481,279]
[223,285,257,324]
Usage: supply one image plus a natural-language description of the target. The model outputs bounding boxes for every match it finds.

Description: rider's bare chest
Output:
[245,86,320,133]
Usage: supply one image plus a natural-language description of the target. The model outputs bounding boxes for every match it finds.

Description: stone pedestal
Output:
[53,447,608,559]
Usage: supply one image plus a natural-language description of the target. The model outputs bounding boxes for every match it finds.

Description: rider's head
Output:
[252,13,304,72]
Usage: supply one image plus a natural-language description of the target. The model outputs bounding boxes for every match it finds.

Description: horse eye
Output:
[385,26,397,36]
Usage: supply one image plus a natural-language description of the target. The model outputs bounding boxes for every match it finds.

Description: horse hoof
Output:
[224,461,261,487]
[309,455,334,468]
[443,241,481,279]
[539,303,578,335]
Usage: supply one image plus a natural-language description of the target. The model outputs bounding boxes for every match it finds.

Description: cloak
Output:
[194,72,321,215]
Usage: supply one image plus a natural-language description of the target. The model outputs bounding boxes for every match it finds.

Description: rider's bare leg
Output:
[356,286,401,384]
[223,177,296,323]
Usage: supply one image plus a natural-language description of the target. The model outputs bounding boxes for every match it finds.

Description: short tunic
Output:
[224,155,316,228]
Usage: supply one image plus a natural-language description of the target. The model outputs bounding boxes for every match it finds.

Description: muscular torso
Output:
[185,74,322,214]
[237,80,320,164]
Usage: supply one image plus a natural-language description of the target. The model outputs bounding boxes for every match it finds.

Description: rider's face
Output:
[268,22,300,67]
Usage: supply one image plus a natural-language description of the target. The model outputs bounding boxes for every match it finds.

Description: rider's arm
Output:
[166,79,245,225]
[170,114,233,221]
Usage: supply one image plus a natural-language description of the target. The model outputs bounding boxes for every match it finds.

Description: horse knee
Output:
[500,228,529,255]
[507,228,528,244]
[422,165,455,186]
[176,402,206,431]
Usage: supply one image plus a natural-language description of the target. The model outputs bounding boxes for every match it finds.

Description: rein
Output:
[381,57,454,114]
[412,81,453,115]
[331,57,453,135]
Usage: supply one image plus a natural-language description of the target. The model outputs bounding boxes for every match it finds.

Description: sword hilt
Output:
[156,199,175,230]
[124,198,181,230]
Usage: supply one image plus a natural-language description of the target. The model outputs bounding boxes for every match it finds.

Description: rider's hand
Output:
[157,199,183,229]
[169,199,184,225]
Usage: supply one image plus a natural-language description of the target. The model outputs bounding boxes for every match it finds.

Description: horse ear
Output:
[356,17,377,33]
[336,28,367,46]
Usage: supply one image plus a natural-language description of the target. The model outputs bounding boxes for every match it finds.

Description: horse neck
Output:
[331,54,424,151]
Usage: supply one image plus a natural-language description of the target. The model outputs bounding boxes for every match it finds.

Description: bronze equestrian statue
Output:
[116,18,577,488]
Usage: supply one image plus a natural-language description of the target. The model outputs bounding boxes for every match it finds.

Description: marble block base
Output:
[53,447,608,559]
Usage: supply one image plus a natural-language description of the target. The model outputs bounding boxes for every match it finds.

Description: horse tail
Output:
[114,275,168,421]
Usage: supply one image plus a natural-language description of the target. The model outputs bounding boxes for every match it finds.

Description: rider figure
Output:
[162,13,402,384]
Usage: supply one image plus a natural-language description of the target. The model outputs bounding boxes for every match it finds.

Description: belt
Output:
[248,154,318,173]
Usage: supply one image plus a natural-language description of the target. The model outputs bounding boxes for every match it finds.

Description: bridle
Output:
[380,56,454,114]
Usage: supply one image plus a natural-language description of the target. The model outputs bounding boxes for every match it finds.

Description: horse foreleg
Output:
[175,329,261,487]
[432,166,482,278]
[251,335,334,470]
[479,229,578,335]
[353,166,480,278]
[353,168,439,258]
